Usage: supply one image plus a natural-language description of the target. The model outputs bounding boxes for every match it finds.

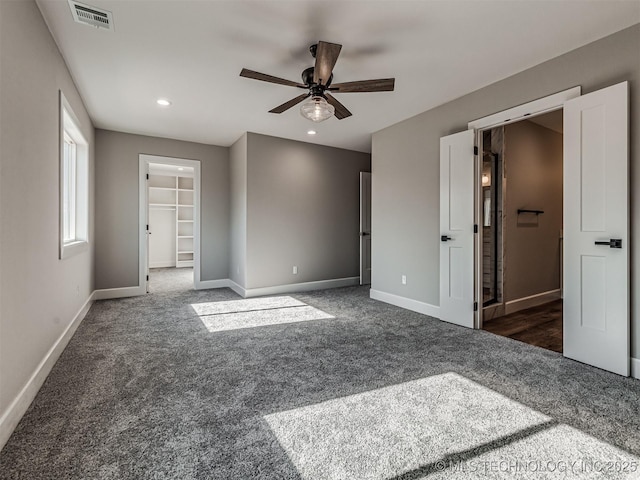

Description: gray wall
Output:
[94,130,229,288]
[371,24,640,356]
[245,133,371,289]
[229,134,247,287]
[0,0,94,417]
[503,121,563,302]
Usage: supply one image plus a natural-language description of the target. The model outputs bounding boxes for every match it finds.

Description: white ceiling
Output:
[36,1,639,153]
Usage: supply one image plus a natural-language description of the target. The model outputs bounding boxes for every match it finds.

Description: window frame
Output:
[59,91,89,260]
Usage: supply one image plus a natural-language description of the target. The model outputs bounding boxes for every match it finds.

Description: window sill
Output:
[61,240,89,260]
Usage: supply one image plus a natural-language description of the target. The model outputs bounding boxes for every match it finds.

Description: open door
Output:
[360,172,372,285]
[563,82,629,376]
[144,162,150,293]
[439,130,475,328]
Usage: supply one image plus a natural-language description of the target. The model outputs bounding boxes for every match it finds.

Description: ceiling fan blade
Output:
[330,78,395,93]
[269,93,311,114]
[240,68,306,88]
[324,93,352,120]
[313,41,342,86]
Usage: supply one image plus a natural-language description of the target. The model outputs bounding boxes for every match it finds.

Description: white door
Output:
[440,130,476,328]
[360,172,372,285]
[145,166,150,293]
[563,81,629,376]
[149,208,177,268]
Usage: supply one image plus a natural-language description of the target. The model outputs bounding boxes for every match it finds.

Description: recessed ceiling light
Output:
[156,99,172,106]
[307,130,317,135]
[178,167,184,171]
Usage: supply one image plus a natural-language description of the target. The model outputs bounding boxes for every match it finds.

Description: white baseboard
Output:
[226,280,246,297]
[504,289,562,315]
[93,286,146,300]
[0,293,95,452]
[242,277,360,298]
[196,279,234,290]
[632,357,640,380]
[370,289,440,318]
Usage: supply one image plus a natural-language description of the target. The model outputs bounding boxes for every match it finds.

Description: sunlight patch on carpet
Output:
[264,372,640,479]
[191,296,334,332]
[462,424,639,480]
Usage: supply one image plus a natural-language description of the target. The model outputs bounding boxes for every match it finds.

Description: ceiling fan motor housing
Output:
[302,67,332,88]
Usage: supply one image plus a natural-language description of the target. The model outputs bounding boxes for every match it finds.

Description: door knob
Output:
[441,235,452,242]
[594,239,622,248]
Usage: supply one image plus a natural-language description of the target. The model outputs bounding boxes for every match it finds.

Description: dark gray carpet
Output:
[149,267,193,293]
[1,284,639,479]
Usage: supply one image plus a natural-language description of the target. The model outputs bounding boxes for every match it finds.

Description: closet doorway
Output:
[478,110,564,352]
[440,83,629,375]
[139,155,201,293]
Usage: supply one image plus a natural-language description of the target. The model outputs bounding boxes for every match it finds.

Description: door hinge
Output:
[474,301,478,311]
[474,146,479,156]
[146,174,149,180]
[146,224,149,231]
[474,224,478,233]
[146,275,149,281]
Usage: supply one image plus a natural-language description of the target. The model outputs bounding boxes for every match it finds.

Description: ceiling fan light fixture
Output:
[300,96,334,122]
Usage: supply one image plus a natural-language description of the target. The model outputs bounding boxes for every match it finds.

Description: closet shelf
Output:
[148,172,194,269]
[517,209,544,215]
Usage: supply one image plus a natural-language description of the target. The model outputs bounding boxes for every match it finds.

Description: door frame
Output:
[467,86,581,329]
[138,154,202,291]
[360,172,372,285]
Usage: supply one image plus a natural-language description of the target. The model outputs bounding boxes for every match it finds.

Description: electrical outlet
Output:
[293,266,298,275]
[401,275,407,285]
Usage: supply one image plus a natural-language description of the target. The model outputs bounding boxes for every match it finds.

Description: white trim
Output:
[195,277,358,298]
[196,279,235,290]
[93,279,242,298]
[468,86,581,130]
[59,90,90,260]
[60,240,89,259]
[0,293,94,451]
[242,277,360,298]
[631,358,640,380]
[226,279,247,297]
[93,286,145,300]
[504,289,562,316]
[139,158,148,292]
[370,289,440,318]
[140,155,202,293]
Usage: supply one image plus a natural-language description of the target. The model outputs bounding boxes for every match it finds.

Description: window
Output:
[60,92,89,259]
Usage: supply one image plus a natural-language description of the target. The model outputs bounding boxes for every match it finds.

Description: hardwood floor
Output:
[482,300,563,353]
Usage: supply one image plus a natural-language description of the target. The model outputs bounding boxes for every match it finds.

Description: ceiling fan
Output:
[240,41,395,122]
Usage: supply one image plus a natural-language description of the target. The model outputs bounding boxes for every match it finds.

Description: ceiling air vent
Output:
[68,1,114,31]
